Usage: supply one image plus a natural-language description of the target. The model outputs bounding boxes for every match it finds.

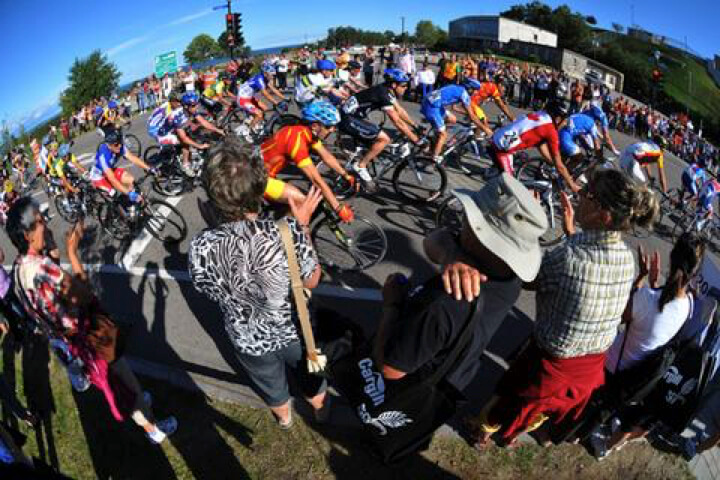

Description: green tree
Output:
[59,50,120,115]
[500,2,592,51]
[218,30,246,56]
[184,34,224,65]
[414,20,447,48]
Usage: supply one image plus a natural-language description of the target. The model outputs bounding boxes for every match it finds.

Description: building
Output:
[449,16,557,51]
[628,27,666,46]
[557,49,625,92]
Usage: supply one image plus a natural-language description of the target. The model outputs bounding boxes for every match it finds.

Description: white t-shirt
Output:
[606,287,691,373]
[183,72,196,91]
[416,70,436,86]
[276,59,289,73]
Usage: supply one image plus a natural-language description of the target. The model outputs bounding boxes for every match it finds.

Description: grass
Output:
[0,339,695,479]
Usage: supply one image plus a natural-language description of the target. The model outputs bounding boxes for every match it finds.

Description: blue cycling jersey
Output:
[89,143,126,181]
[147,103,188,138]
[425,84,471,108]
[564,114,599,139]
[582,104,609,129]
[699,180,720,212]
[684,163,707,184]
[237,73,267,99]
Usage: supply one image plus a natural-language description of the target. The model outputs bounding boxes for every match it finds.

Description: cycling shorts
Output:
[420,102,447,132]
[158,133,180,146]
[488,145,515,176]
[338,116,381,144]
[237,97,261,114]
[559,129,581,157]
[682,172,699,196]
[92,167,125,194]
[264,177,286,200]
[472,104,487,122]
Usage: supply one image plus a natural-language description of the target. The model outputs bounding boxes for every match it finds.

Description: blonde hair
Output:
[591,168,659,231]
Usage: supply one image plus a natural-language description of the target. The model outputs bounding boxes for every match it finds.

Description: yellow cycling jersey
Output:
[203,81,225,99]
[48,154,79,179]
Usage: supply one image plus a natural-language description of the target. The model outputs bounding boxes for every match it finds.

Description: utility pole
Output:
[401,16,405,45]
[630,4,635,28]
[227,0,234,60]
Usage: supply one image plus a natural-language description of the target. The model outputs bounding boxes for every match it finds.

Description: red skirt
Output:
[488,340,606,441]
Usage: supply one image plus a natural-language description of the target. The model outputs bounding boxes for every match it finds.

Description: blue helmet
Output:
[261,63,276,75]
[182,92,199,106]
[463,77,483,90]
[316,59,336,71]
[383,68,409,83]
[301,101,340,127]
[58,144,71,158]
[108,100,118,109]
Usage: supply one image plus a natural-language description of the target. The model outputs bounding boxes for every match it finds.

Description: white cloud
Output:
[167,8,214,27]
[106,35,150,57]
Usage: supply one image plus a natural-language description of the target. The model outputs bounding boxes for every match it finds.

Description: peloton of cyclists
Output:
[338,68,424,192]
[260,101,355,223]
[147,92,210,177]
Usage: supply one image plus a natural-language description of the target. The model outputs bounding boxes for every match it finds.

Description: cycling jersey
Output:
[421,85,471,131]
[341,84,396,117]
[698,179,720,213]
[49,154,81,180]
[38,146,50,172]
[619,142,664,183]
[147,102,188,138]
[102,107,117,123]
[260,125,322,200]
[295,73,334,104]
[582,104,609,129]
[683,163,706,183]
[559,113,599,157]
[236,73,266,100]
[89,143,126,182]
[492,112,560,156]
[203,80,225,99]
[470,82,501,121]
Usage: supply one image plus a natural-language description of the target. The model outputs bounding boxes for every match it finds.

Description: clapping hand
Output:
[560,191,575,235]
[288,187,322,227]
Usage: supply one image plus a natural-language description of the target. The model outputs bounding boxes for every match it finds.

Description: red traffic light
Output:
[226,13,234,30]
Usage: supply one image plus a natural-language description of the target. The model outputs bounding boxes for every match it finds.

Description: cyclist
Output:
[260,101,355,223]
[468,70,516,129]
[295,59,348,106]
[421,78,489,164]
[693,178,720,231]
[583,101,621,155]
[178,92,226,140]
[90,129,152,204]
[619,135,668,193]
[147,93,209,177]
[203,72,234,108]
[337,60,366,94]
[96,100,120,136]
[38,136,55,177]
[680,159,707,205]
[558,112,603,171]
[49,143,87,195]
[235,64,286,137]
[339,68,424,191]
[489,100,580,193]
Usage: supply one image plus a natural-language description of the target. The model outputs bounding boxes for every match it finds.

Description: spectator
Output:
[363,47,375,86]
[202,66,218,92]
[183,67,197,92]
[162,73,173,101]
[414,62,435,102]
[135,83,146,114]
[189,139,330,429]
[276,54,289,90]
[439,54,459,86]
[376,174,548,393]
[6,198,177,444]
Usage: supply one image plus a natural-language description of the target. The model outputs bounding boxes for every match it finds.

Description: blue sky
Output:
[1,0,718,131]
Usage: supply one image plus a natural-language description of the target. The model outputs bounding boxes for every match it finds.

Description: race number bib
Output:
[427,89,442,106]
[497,130,521,151]
[342,96,359,115]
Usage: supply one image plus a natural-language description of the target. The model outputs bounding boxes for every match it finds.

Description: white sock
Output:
[148,427,166,443]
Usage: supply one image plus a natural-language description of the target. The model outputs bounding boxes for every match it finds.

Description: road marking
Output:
[119,196,183,269]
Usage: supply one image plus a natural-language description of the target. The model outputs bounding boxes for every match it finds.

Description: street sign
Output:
[154,51,178,77]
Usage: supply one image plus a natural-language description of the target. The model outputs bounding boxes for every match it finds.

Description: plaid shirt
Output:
[534,230,635,358]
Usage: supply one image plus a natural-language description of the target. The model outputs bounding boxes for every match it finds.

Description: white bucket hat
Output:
[453,173,548,282]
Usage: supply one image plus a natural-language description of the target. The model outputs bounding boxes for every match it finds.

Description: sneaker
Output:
[147,416,178,444]
[313,396,332,424]
[351,163,377,192]
[433,155,444,165]
[180,162,197,178]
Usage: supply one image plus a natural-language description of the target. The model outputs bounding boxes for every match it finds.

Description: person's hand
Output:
[637,244,650,280]
[560,191,575,235]
[336,203,354,223]
[288,186,322,227]
[382,273,409,307]
[24,411,39,428]
[569,181,581,194]
[441,260,487,302]
[199,143,210,150]
[65,219,85,252]
[0,319,9,336]
[649,249,661,289]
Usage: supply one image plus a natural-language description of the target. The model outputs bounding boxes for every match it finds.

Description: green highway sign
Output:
[154,51,178,77]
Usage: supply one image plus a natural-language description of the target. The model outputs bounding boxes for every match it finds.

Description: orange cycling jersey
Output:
[470,82,501,106]
[261,125,321,177]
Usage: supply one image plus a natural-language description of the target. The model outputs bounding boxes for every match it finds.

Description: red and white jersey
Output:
[492,112,560,156]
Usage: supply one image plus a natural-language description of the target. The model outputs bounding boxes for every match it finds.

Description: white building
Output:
[449,16,558,50]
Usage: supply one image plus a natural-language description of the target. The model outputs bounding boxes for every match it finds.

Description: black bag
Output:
[328,298,480,464]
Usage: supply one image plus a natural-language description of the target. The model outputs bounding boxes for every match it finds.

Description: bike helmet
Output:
[182,92,200,106]
[652,134,668,150]
[301,101,341,127]
[463,77,483,90]
[261,63,276,75]
[545,99,568,118]
[108,100,118,109]
[383,68,409,83]
[105,129,123,145]
[58,144,70,158]
[348,60,362,70]
[316,59,336,71]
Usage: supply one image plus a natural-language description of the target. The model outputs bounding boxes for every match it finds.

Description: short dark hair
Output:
[6,196,41,254]
[202,137,267,221]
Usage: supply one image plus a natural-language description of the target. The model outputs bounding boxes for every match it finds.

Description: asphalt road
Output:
[3,95,709,402]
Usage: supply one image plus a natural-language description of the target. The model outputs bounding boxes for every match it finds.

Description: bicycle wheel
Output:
[435,196,463,235]
[99,202,133,241]
[54,194,81,223]
[144,198,188,244]
[123,133,142,157]
[392,155,447,204]
[315,161,357,201]
[223,111,246,136]
[311,214,387,271]
[267,114,300,137]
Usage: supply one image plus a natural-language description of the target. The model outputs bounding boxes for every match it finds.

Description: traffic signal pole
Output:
[227,0,234,60]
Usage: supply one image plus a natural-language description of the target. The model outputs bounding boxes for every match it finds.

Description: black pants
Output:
[364,70,373,87]
[276,72,287,90]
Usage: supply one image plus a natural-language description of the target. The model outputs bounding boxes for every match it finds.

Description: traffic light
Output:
[225,14,236,46]
[232,13,243,45]
[652,69,664,86]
